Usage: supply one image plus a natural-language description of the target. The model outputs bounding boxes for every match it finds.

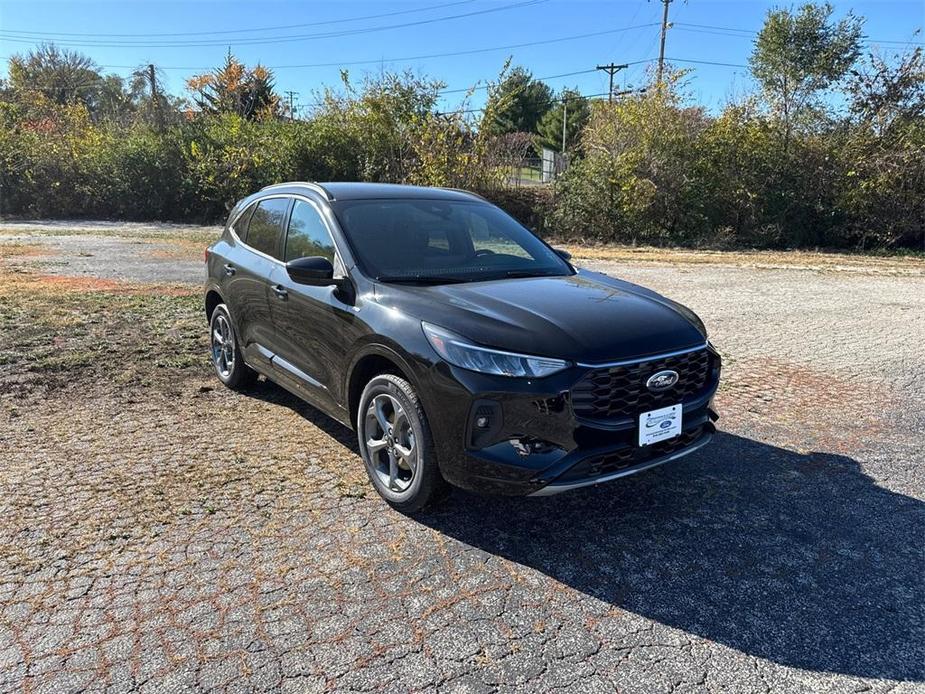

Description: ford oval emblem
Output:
[646,369,679,392]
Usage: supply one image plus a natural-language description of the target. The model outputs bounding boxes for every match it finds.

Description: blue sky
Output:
[0,0,921,114]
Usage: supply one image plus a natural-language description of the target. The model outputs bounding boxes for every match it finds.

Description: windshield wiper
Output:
[376,275,469,285]
[497,269,561,279]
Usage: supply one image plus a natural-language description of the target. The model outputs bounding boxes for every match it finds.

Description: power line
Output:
[625,14,665,87]
[0,0,475,39]
[0,0,548,49]
[674,22,925,46]
[437,59,651,97]
[440,69,597,96]
[0,24,661,72]
[667,57,749,68]
[6,55,758,96]
[439,91,613,116]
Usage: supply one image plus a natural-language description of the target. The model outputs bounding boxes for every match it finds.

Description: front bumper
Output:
[529,429,714,495]
[422,343,721,496]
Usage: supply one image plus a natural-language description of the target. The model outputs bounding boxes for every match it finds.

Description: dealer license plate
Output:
[638,404,682,447]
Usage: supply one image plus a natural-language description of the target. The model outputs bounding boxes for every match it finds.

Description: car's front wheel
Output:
[357,374,448,512]
[209,303,256,389]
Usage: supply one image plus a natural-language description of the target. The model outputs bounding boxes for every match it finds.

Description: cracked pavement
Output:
[0,223,923,692]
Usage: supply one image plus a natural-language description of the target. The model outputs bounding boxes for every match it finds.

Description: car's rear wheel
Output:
[209,303,256,389]
[357,374,447,512]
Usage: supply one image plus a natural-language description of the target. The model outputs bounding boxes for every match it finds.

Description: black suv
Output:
[205,182,720,511]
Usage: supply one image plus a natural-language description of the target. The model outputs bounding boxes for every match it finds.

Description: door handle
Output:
[272,284,288,299]
[223,263,236,276]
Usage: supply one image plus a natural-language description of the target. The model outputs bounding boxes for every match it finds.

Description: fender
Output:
[343,338,435,426]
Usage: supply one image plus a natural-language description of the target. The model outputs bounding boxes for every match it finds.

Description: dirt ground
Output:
[1,221,923,693]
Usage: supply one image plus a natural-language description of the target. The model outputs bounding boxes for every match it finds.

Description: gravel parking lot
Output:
[1,222,923,693]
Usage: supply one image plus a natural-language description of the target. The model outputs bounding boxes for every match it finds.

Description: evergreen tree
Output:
[535,89,590,154]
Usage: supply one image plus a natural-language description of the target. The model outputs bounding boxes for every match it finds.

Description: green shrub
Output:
[0,66,922,251]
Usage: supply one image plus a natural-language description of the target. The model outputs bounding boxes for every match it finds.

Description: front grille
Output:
[558,425,706,482]
[571,348,711,421]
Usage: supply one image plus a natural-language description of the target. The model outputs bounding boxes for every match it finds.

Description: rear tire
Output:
[357,374,448,513]
[209,303,256,390]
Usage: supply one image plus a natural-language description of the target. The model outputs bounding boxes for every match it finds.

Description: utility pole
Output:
[561,98,568,153]
[596,63,628,103]
[284,90,298,121]
[147,64,162,130]
[656,0,673,87]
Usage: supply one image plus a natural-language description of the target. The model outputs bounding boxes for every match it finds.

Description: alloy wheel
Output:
[211,312,235,379]
[363,393,418,492]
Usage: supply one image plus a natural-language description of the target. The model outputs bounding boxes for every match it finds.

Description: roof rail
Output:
[446,187,487,202]
[260,181,335,201]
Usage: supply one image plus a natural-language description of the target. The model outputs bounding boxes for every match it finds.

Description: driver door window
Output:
[286,200,336,262]
[246,198,290,259]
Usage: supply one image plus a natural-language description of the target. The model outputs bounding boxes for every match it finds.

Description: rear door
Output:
[223,196,291,369]
[266,197,356,411]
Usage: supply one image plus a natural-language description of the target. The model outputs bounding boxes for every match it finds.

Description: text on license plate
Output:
[639,404,682,447]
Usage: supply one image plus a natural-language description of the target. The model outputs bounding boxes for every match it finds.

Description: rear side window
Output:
[232,203,257,242]
[246,198,290,259]
[285,200,336,262]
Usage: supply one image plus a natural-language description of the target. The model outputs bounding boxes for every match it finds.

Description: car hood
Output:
[375,269,707,363]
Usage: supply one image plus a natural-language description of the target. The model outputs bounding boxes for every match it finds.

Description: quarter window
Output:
[233,203,257,243]
[246,198,290,259]
[285,200,336,262]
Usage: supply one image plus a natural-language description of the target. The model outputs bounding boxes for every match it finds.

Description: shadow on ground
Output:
[245,381,924,682]
[420,433,925,682]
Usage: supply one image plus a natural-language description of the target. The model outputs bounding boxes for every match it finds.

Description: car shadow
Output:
[241,380,924,681]
[240,377,360,452]
[415,432,924,682]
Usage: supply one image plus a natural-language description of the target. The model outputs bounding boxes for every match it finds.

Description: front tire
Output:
[357,374,448,512]
[209,303,256,390]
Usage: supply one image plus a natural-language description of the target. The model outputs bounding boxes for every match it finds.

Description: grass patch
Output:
[0,220,221,245]
[0,242,47,258]
[0,268,207,397]
[563,243,925,275]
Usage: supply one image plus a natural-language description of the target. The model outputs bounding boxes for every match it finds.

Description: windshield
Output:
[333,199,572,283]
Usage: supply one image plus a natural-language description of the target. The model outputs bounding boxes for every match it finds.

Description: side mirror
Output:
[286,256,335,285]
[554,248,572,261]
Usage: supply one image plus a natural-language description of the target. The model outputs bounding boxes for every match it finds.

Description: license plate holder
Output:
[638,404,682,447]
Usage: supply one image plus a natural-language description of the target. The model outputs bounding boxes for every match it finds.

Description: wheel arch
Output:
[345,344,422,429]
[204,287,224,321]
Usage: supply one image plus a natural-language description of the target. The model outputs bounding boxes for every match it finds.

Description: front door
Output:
[266,198,357,413]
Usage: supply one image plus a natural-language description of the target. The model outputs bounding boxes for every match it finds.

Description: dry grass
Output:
[0,265,367,576]
[0,266,205,399]
[0,242,47,258]
[0,220,221,245]
[564,244,925,276]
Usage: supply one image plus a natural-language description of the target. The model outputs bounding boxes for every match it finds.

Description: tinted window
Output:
[247,198,290,258]
[285,200,336,262]
[334,199,571,283]
[233,203,257,242]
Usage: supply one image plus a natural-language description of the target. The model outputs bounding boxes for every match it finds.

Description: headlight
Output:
[422,322,569,378]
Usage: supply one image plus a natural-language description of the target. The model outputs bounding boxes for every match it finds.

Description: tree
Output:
[847,46,925,135]
[187,52,280,120]
[482,66,553,136]
[534,88,590,154]
[840,46,925,249]
[8,44,102,108]
[750,3,863,141]
[309,70,446,182]
[95,74,136,123]
[129,64,177,128]
[551,72,710,245]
